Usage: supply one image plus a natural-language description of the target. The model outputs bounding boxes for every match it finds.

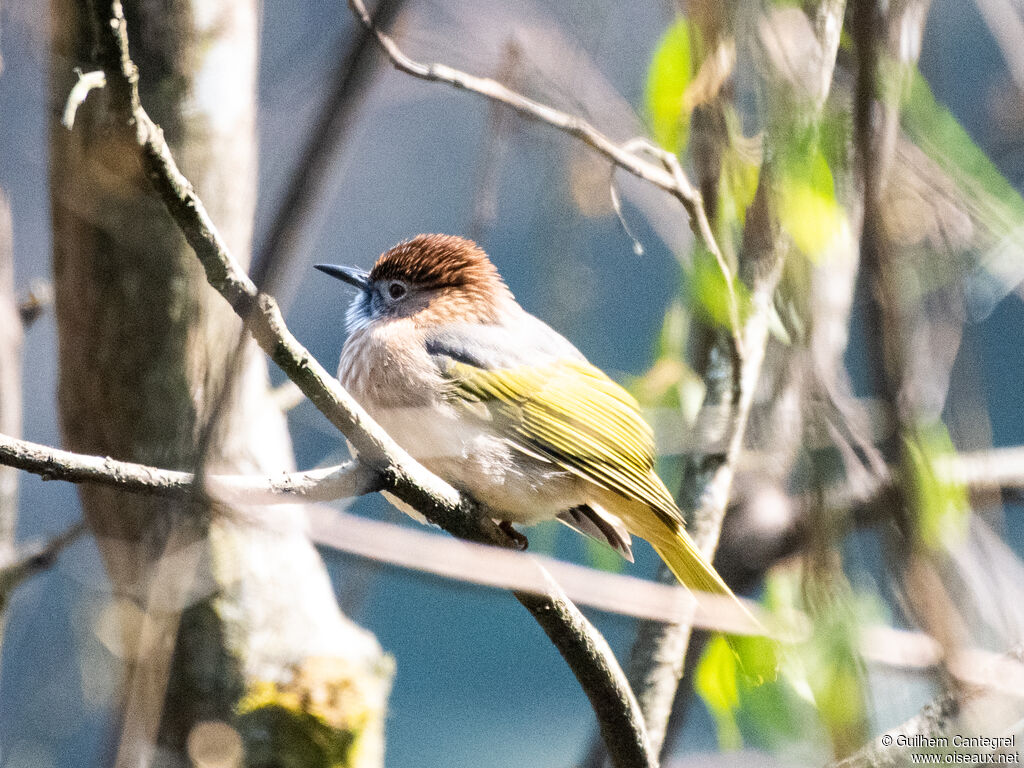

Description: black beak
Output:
[315,264,371,291]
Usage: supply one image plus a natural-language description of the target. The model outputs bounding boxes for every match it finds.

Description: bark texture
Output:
[49,3,391,766]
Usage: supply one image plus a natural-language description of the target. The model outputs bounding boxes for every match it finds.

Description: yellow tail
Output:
[650,533,733,596]
[632,516,761,634]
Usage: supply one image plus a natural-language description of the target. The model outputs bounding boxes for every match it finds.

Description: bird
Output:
[315,233,737,600]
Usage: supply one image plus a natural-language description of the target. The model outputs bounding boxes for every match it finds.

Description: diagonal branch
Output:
[77,4,655,766]
[344,0,743,352]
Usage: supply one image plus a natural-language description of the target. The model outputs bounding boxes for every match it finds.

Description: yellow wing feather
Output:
[446,358,679,520]
[444,357,742,602]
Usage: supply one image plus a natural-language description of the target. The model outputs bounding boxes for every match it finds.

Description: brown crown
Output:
[369,234,505,291]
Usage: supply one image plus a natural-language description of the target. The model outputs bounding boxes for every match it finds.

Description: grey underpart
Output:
[557,504,634,562]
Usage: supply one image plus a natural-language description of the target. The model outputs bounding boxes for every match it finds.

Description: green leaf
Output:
[688,247,749,329]
[776,144,844,259]
[645,19,695,154]
[696,630,795,751]
[696,572,883,754]
[906,421,969,551]
[904,70,1024,221]
[719,146,761,229]
[695,635,743,750]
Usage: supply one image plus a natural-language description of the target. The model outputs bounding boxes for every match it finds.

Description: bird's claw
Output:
[498,521,528,551]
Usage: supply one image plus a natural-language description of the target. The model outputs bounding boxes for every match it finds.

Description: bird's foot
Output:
[498,521,528,551]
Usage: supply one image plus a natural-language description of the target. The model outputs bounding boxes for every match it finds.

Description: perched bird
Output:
[316,234,735,599]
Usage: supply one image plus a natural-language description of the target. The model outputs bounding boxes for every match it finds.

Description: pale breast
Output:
[337,322,585,524]
[339,321,480,472]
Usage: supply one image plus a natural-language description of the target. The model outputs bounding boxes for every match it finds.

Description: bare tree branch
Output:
[60,67,106,129]
[343,0,744,353]
[617,5,852,759]
[828,645,1024,768]
[75,4,656,766]
[625,187,786,759]
[0,432,376,502]
[344,0,697,215]
[0,188,20,659]
[830,691,962,768]
[0,193,18,557]
[9,428,1024,675]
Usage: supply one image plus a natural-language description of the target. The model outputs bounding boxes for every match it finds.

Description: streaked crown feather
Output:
[370,234,506,292]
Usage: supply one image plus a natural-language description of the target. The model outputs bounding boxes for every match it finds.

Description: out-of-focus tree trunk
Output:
[49,3,391,767]
[0,192,20,608]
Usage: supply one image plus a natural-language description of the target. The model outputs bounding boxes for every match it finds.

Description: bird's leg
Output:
[498,521,529,550]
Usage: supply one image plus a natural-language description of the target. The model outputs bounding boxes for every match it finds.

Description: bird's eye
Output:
[387,281,407,300]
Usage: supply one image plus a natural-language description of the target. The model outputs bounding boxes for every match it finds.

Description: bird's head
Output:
[316,234,514,333]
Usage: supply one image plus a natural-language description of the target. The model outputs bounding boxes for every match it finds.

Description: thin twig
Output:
[934,446,1024,490]
[829,691,962,768]
[468,39,524,240]
[309,505,762,632]
[608,172,646,257]
[345,0,733,344]
[16,280,52,328]
[270,380,306,412]
[61,68,106,129]
[78,5,654,766]
[0,190,19,598]
[0,521,87,609]
[828,646,1024,768]
[622,137,744,358]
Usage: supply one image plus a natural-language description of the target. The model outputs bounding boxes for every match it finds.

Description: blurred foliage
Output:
[906,422,969,552]
[903,73,1023,219]
[635,5,1023,758]
[696,571,884,757]
[900,69,1024,316]
[630,295,704,423]
[717,133,761,242]
[690,247,751,329]
[645,18,696,156]
[776,137,843,260]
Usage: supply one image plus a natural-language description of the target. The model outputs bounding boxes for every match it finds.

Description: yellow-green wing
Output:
[443,357,682,526]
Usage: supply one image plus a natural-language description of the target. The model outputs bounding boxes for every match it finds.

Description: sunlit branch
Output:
[75,4,657,766]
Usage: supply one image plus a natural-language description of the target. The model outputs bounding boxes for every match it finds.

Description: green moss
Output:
[236,656,393,768]
[237,700,356,768]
